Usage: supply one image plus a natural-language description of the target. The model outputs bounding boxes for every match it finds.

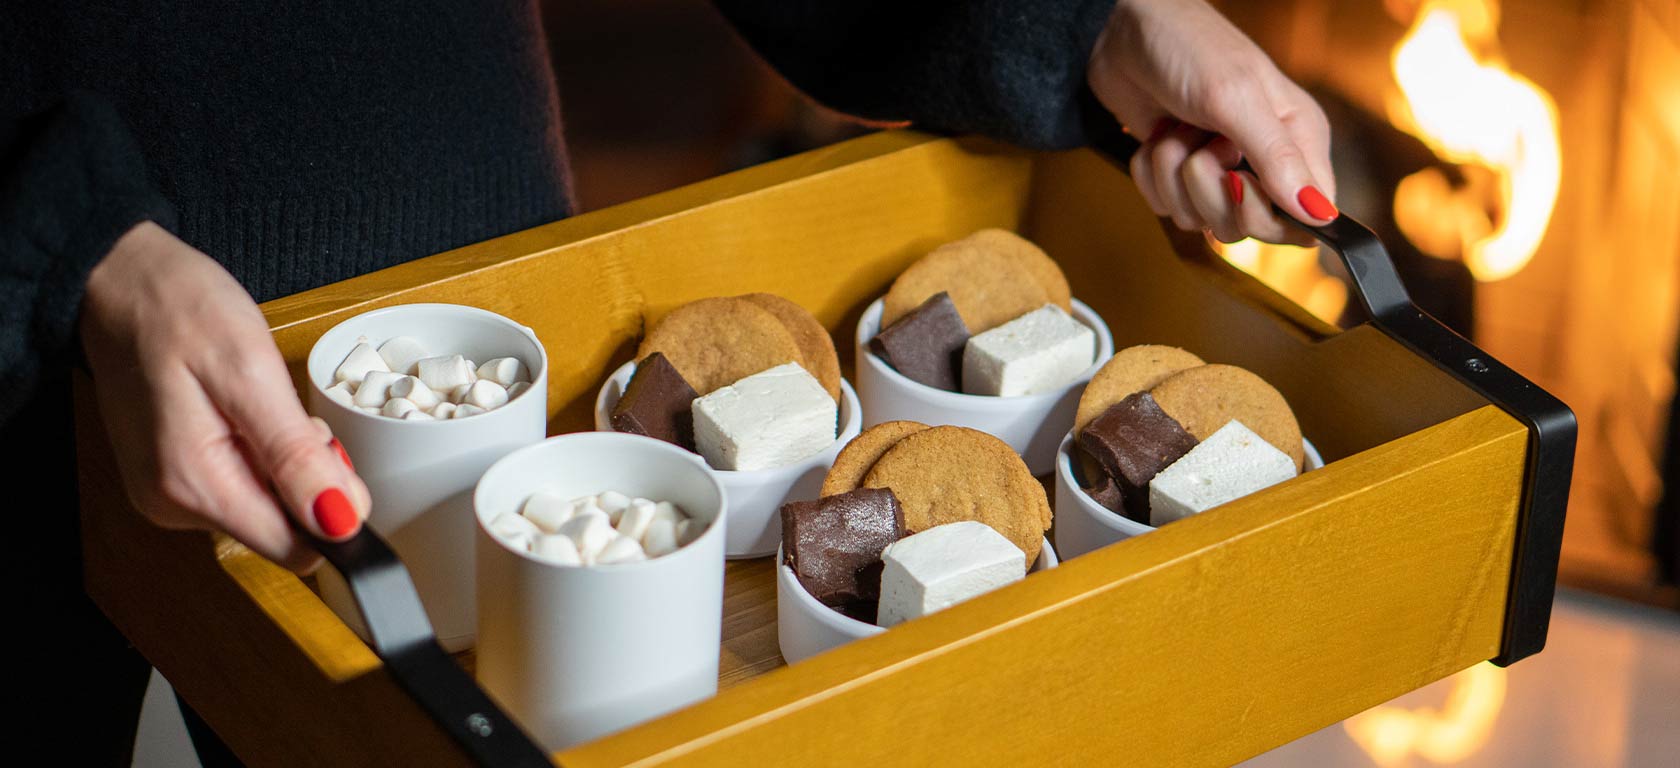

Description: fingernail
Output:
[1146,118,1176,143]
[313,488,358,538]
[1297,186,1339,221]
[1226,171,1244,205]
[329,438,353,470]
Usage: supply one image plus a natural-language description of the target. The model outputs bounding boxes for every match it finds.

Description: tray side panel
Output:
[560,406,1526,767]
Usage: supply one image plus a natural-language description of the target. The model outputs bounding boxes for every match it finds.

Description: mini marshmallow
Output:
[616,499,656,541]
[334,342,390,385]
[382,397,420,419]
[676,518,703,547]
[388,376,442,410]
[431,402,458,420]
[464,380,509,410]
[1148,420,1296,526]
[449,383,473,404]
[507,381,532,400]
[403,410,435,421]
[532,534,583,566]
[489,512,541,551]
[324,381,355,407]
[521,492,576,533]
[691,363,837,471]
[962,304,1095,396]
[452,404,487,419]
[878,521,1025,628]
[354,370,404,407]
[476,357,529,387]
[359,406,383,415]
[642,518,680,557]
[594,535,647,565]
[652,501,684,526]
[416,354,475,392]
[596,491,632,523]
[377,336,430,375]
[558,511,615,563]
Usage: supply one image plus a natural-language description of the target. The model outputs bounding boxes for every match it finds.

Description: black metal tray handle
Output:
[1092,130,1578,666]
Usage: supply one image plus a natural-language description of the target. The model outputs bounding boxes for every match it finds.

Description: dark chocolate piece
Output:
[1081,469,1128,518]
[869,291,969,391]
[1077,392,1199,522]
[611,352,699,451]
[780,487,906,609]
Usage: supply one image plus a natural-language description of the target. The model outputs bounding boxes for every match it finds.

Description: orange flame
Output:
[1344,662,1508,765]
[1389,0,1561,281]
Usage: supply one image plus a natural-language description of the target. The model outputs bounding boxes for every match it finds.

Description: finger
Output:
[1183,136,1246,243]
[152,364,322,571]
[193,329,368,541]
[1202,75,1338,224]
[1128,122,1172,217]
[1269,79,1337,201]
[1228,170,1319,247]
[1150,123,1215,231]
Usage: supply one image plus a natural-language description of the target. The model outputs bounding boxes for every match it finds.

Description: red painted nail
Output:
[1146,118,1176,143]
[329,438,353,470]
[313,488,358,538]
[1225,171,1244,205]
[1297,186,1339,221]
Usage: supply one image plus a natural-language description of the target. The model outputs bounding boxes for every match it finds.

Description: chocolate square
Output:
[869,291,969,391]
[610,352,698,451]
[780,487,906,609]
[1077,392,1199,521]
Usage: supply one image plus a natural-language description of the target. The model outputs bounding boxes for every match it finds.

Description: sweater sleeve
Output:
[0,92,177,423]
[713,0,1118,150]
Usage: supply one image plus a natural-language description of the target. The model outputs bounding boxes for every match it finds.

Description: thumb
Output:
[1201,80,1338,225]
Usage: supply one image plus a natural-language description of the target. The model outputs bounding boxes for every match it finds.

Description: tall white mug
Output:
[474,432,727,750]
[306,303,548,650]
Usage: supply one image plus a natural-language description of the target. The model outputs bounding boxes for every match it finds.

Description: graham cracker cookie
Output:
[739,293,841,402]
[637,296,803,396]
[966,229,1072,313]
[861,425,1050,564]
[882,231,1065,333]
[820,420,931,497]
[1149,364,1305,469]
[1074,345,1206,434]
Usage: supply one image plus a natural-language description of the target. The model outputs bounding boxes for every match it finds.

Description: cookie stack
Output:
[780,421,1051,625]
[1071,345,1303,526]
[611,294,843,472]
[871,229,1096,397]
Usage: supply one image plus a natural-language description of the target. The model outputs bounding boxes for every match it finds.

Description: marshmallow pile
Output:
[488,491,706,566]
[326,335,532,421]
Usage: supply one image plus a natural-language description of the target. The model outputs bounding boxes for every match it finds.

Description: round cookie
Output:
[966,229,1072,314]
[881,236,1054,333]
[820,420,931,497]
[1074,345,1206,433]
[637,297,804,396]
[861,426,1050,565]
[1148,364,1305,469]
[738,293,842,402]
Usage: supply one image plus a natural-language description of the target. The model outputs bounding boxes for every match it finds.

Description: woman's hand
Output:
[1087,0,1337,245]
[80,221,371,573]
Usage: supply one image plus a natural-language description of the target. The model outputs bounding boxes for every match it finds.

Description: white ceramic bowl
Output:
[855,298,1114,476]
[1052,432,1327,559]
[473,432,727,750]
[776,537,1058,665]
[595,361,863,559]
[306,303,548,651]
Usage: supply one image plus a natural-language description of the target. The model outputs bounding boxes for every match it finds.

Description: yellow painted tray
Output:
[75,131,1571,766]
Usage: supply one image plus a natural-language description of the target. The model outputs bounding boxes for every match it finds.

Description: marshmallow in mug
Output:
[487,491,707,566]
[328,335,533,421]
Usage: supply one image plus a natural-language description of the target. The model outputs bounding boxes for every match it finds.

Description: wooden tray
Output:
[76,131,1566,766]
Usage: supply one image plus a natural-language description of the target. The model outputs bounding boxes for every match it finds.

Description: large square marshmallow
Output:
[691,363,836,471]
[961,304,1095,396]
[877,521,1026,628]
[1148,419,1296,526]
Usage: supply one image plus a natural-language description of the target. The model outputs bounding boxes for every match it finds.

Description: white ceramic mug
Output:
[854,298,1114,476]
[474,432,727,750]
[306,303,548,651]
[776,537,1058,665]
[595,361,862,559]
[1052,433,1327,559]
